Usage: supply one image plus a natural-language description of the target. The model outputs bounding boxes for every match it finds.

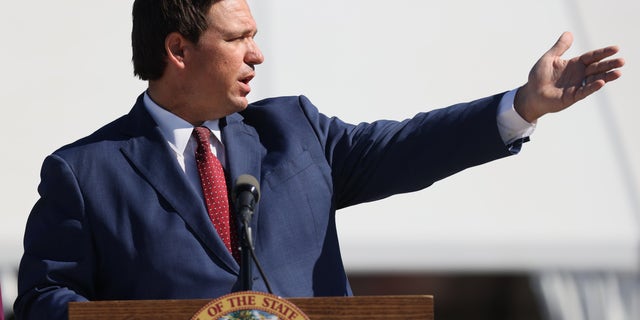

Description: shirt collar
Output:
[143,92,223,156]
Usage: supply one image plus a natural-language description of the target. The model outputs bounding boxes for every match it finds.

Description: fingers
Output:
[581,51,624,90]
[547,31,573,57]
[577,69,622,102]
[585,69,623,86]
[580,45,621,65]
[585,57,626,76]
[576,80,606,101]
[577,42,624,92]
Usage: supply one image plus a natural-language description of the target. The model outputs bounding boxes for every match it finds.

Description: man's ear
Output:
[165,32,187,69]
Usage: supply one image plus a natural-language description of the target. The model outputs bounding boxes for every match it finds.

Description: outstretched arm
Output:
[514,32,625,122]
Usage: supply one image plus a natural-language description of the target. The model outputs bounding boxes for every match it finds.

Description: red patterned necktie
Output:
[193,126,239,262]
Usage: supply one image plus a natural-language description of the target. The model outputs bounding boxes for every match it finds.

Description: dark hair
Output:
[132,0,217,80]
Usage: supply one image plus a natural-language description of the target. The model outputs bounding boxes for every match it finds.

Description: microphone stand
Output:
[233,174,273,294]
[239,210,253,291]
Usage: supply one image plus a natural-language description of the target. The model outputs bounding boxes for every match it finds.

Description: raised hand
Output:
[514,32,625,123]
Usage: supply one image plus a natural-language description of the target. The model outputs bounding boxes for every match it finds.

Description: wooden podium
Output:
[69,295,433,319]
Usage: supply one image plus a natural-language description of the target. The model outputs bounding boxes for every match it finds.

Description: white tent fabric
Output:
[534,272,640,320]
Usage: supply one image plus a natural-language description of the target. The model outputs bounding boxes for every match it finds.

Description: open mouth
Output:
[240,74,254,85]
[238,74,254,95]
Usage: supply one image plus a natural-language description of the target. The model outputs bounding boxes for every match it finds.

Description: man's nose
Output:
[246,40,264,65]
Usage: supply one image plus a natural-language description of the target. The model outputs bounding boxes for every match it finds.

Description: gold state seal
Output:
[191,291,309,320]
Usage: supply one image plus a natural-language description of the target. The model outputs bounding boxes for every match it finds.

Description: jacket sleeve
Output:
[14,154,93,320]
[297,93,514,209]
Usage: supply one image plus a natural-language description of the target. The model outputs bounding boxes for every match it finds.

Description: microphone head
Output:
[233,174,260,203]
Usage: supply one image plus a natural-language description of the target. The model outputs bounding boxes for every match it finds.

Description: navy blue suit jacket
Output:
[15,93,513,319]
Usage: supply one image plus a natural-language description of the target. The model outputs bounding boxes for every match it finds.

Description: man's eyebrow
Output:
[245,27,258,37]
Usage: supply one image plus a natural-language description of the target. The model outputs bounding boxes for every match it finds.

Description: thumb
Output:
[547,31,573,57]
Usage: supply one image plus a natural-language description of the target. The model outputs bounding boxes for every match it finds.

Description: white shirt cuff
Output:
[497,89,536,145]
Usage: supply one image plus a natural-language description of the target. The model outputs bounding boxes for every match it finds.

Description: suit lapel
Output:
[119,97,239,273]
[221,113,265,243]
[221,113,264,186]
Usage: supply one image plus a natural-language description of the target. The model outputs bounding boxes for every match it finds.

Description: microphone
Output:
[233,174,260,224]
[232,174,272,293]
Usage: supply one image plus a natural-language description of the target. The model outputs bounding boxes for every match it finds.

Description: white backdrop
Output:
[1,1,638,276]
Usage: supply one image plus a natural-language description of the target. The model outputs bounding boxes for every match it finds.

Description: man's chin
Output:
[238,95,251,108]
[227,97,249,114]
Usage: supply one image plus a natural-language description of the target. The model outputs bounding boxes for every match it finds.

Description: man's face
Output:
[183,0,264,121]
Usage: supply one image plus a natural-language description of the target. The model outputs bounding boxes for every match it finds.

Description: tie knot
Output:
[193,126,211,148]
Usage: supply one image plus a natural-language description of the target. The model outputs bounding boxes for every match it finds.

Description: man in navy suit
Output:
[14,0,624,319]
